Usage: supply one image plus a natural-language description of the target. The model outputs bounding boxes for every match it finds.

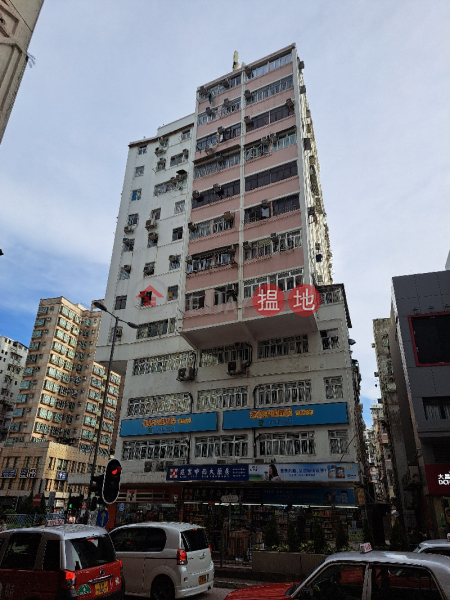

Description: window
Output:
[122,438,188,461]
[174,200,185,214]
[195,435,248,458]
[123,238,134,252]
[243,269,303,298]
[244,229,301,260]
[423,397,450,420]
[1,533,41,570]
[329,430,348,454]
[198,387,248,411]
[246,75,293,105]
[200,344,251,367]
[246,63,268,80]
[321,329,340,350]
[133,351,195,376]
[325,377,343,399]
[219,122,241,141]
[167,286,178,301]
[246,104,294,133]
[115,295,127,310]
[272,194,300,216]
[119,267,130,280]
[245,161,298,192]
[256,380,311,405]
[154,179,183,196]
[138,145,147,155]
[244,142,269,162]
[170,152,187,167]
[185,291,205,311]
[181,130,191,140]
[192,179,240,209]
[269,52,292,71]
[213,216,234,233]
[198,108,218,125]
[65,536,115,570]
[136,319,176,340]
[148,235,158,248]
[198,74,241,101]
[194,152,240,179]
[308,565,365,599]
[258,335,308,358]
[127,393,191,417]
[169,255,181,270]
[189,220,210,240]
[151,208,161,220]
[196,132,218,152]
[135,166,144,177]
[272,129,296,151]
[410,313,450,365]
[221,97,241,116]
[214,284,238,305]
[143,262,155,277]
[244,203,270,224]
[259,432,315,456]
[172,227,183,241]
[181,529,209,552]
[131,189,141,201]
[127,213,139,226]
[110,527,164,552]
[370,565,440,600]
[156,159,166,171]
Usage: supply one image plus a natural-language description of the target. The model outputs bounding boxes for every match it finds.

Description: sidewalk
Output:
[214,564,302,589]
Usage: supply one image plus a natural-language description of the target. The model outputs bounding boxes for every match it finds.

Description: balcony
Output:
[244,143,298,176]
[243,246,304,280]
[244,175,299,207]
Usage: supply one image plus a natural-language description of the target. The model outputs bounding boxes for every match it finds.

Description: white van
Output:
[109,522,214,599]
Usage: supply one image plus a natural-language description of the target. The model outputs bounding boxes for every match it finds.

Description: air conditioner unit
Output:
[123,264,131,273]
[182,148,189,156]
[124,225,134,234]
[43,329,48,334]
[243,241,251,250]
[213,183,222,193]
[143,266,154,275]
[186,255,193,263]
[223,211,234,221]
[169,255,177,262]
[34,366,40,372]
[217,127,223,135]
[177,367,195,381]
[154,146,166,155]
[270,233,278,240]
[38,354,43,358]
[26,407,32,413]
[222,79,230,89]
[298,60,305,70]
[244,90,251,99]
[49,306,54,311]
[285,98,294,110]
[192,190,201,199]
[82,377,87,381]
[205,146,214,155]
[76,415,80,420]
[307,206,316,217]
[244,115,253,125]
[188,222,197,232]
[261,136,270,145]
[145,218,156,230]
[170,177,177,186]
[115,329,123,339]
[300,85,306,94]
[205,106,213,116]
[148,233,158,242]
[223,98,231,107]
[227,359,249,376]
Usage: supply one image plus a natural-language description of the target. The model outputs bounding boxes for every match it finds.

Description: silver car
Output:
[415,540,450,559]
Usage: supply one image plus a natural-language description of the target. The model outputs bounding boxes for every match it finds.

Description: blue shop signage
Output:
[167,464,248,482]
[1,470,16,478]
[56,471,68,481]
[121,412,218,437]
[222,402,348,430]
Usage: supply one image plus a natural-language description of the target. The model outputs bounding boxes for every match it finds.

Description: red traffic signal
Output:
[102,459,122,504]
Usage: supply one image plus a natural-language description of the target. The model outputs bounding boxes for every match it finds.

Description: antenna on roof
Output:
[233,51,239,71]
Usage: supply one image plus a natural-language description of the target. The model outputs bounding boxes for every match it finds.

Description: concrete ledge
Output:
[252,551,326,578]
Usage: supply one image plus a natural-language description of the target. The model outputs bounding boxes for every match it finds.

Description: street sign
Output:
[32,494,41,507]
[96,508,109,528]
[118,503,125,512]
[221,495,239,503]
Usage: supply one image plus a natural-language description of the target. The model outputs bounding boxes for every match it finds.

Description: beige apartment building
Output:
[0,297,122,510]
[0,336,28,441]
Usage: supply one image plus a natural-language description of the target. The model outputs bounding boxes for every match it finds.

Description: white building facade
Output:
[97,45,364,541]
[0,336,27,441]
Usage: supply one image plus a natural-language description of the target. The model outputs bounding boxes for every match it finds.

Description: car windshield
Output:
[65,535,115,570]
[181,529,209,552]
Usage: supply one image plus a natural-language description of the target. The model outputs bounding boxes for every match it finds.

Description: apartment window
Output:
[259,432,314,456]
[196,133,218,153]
[119,267,130,280]
[133,351,195,376]
[174,200,185,214]
[172,227,183,241]
[136,319,176,340]
[269,52,292,71]
[423,397,450,420]
[272,129,296,151]
[213,216,234,233]
[245,161,298,192]
[246,104,294,133]
[246,63,268,80]
[244,203,270,224]
[127,392,191,417]
[256,380,311,405]
[215,248,235,266]
[192,179,240,209]
[243,268,303,298]
[151,208,161,220]
[167,286,178,301]
[258,335,308,358]
[221,97,241,116]
[272,194,300,216]
[138,145,147,155]
[143,262,155,277]
[195,435,248,458]
[200,344,251,367]
[194,152,240,179]
[321,329,340,350]
[198,108,218,125]
[325,377,343,399]
[114,295,127,310]
[246,75,293,105]
[131,189,141,201]
[190,220,211,240]
[198,74,241,101]
[135,166,144,177]
[185,291,205,311]
[123,238,135,252]
[148,235,158,248]
[245,142,269,162]
[329,430,348,454]
[181,130,191,140]
[169,255,181,270]
[157,159,166,171]
[214,284,238,305]
[154,179,181,196]
[170,152,187,167]
[198,387,248,411]
[127,213,139,226]
[122,438,188,461]
[218,122,241,142]
[244,229,301,260]
[410,313,450,365]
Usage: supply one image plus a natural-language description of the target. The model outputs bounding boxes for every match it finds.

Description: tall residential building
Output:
[0,297,122,510]
[96,45,363,542]
[0,0,45,143]
[0,336,27,441]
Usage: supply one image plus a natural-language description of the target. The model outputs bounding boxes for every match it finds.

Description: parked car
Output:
[415,539,450,558]
[109,522,214,599]
[0,523,124,600]
[225,549,450,599]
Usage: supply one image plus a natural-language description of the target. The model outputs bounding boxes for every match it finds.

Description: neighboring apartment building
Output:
[0,297,122,510]
[0,336,27,441]
[387,270,450,537]
[364,426,386,503]
[95,45,364,540]
[0,0,45,143]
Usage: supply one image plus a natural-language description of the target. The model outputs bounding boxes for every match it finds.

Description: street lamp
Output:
[88,302,138,502]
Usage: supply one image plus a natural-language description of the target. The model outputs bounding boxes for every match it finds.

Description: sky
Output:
[0,0,449,425]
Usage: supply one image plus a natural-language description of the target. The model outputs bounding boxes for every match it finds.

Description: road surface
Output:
[126,588,230,600]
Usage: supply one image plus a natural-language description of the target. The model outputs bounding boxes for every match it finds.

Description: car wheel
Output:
[151,576,175,600]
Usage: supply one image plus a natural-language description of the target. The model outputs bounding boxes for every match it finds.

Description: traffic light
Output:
[102,459,122,504]
[90,474,104,511]
[68,494,73,510]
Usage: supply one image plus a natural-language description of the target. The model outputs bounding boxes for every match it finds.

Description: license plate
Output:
[95,581,109,596]
[198,574,208,585]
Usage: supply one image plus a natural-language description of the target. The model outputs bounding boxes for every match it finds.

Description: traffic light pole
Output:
[88,315,118,502]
